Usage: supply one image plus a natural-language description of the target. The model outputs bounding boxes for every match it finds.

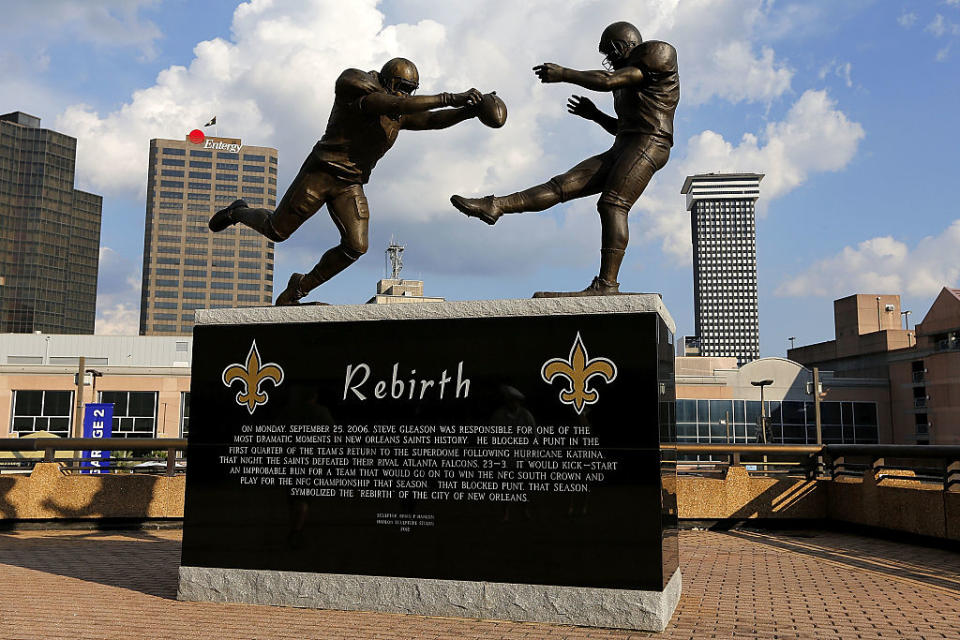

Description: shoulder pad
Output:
[631,41,677,72]
[335,68,382,98]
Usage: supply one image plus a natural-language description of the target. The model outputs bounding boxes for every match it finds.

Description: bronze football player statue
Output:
[451,22,679,297]
[210,58,500,305]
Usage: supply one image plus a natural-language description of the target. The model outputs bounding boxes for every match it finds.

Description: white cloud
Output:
[36,0,852,303]
[634,89,865,262]
[898,12,918,28]
[776,220,960,298]
[927,14,947,35]
[818,60,853,87]
[53,0,799,201]
[926,13,960,36]
[95,247,141,335]
[684,41,792,105]
[0,0,162,59]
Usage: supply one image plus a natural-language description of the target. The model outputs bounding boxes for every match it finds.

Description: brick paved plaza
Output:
[0,527,958,639]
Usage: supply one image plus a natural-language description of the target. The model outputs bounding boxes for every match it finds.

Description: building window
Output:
[180,392,191,437]
[10,390,73,437]
[99,391,157,437]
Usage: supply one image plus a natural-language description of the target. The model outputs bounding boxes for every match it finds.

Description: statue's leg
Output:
[451,152,609,224]
[596,136,671,286]
[284,184,369,302]
[210,155,326,242]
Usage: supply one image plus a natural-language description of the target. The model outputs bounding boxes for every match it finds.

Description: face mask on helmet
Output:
[600,40,629,71]
[388,77,419,95]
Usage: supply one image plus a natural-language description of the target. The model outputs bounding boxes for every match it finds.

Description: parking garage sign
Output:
[81,403,113,474]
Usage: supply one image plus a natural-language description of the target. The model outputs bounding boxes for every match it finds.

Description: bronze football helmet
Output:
[379,57,420,95]
[599,22,642,70]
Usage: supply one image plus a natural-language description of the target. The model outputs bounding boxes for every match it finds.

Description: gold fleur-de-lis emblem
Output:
[222,340,284,414]
[541,332,617,414]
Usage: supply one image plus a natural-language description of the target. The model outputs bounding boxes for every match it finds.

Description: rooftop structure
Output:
[789,288,960,444]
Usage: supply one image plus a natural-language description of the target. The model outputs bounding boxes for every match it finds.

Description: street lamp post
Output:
[752,378,774,471]
[751,379,774,444]
[788,336,796,351]
[87,369,103,401]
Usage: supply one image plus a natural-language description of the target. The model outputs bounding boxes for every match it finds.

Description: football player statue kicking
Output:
[209,57,504,305]
[451,21,679,297]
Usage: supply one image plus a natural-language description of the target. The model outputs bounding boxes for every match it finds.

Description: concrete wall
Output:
[0,463,184,520]
[1,463,956,543]
[678,466,959,541]
[677,466,825,519]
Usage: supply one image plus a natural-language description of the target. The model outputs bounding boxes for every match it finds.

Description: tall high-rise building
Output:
[0,111,102,334]
[140,134,278,336]
[681,173,763,365]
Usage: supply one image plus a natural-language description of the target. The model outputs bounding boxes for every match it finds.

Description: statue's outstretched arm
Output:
[402,106,478,131]
[533,64,643,92]
[362,89,482,117]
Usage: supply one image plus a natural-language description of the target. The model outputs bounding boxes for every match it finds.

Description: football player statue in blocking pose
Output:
[451,22,679,297]
[210,58,501,305]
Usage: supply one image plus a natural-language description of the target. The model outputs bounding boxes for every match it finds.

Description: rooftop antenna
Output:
[385,236,405,280]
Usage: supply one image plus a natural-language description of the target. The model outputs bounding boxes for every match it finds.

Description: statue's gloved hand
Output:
[533,63,565,83]
[567,95,599,120]
[450,88,483,107]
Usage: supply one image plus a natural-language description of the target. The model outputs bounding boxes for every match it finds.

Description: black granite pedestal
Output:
[177,296,680,631]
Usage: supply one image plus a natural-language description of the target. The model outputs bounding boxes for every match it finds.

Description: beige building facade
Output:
[1,334,191,439]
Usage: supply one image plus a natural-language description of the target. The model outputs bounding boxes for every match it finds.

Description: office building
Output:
[0,111,102,334]
[789,289,960,445]
[139,134,278,335]
[682,173,763,366]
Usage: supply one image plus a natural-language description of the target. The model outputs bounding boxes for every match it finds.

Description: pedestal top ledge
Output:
[196,295,675,335]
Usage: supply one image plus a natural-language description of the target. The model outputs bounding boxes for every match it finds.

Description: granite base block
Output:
[177,566,681,632]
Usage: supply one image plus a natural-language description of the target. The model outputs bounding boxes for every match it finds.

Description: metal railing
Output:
[670,443,960,490]
[0,438,187,476]
[672,444,823,479]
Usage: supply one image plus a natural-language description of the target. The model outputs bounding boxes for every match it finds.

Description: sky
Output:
[2,0,958,354]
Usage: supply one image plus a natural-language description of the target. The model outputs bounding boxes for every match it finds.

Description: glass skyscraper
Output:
[139,135,278,336]
[681,173,763,365]
[0,111,102,334]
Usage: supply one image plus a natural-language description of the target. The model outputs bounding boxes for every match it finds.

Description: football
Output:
[477,92,507,128]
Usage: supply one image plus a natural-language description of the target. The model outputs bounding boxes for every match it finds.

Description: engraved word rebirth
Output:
[541,333,617,414]
[222,340,285,414]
